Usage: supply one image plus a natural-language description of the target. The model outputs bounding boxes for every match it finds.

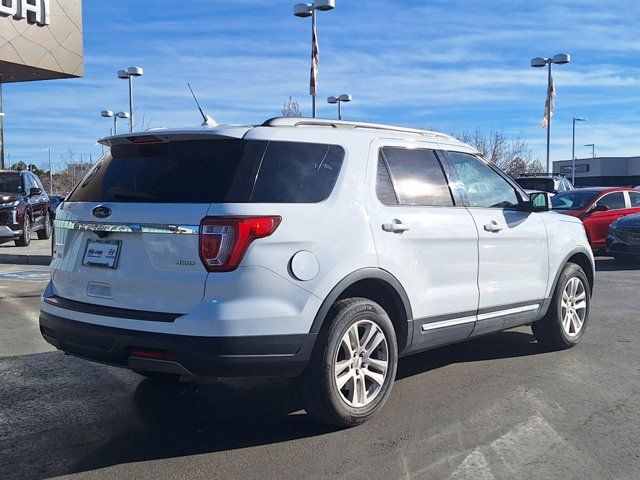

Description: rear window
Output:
[67,139,344,204]
[515,177,555,193]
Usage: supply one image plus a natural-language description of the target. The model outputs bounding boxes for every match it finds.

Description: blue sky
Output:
[4,0,640,171]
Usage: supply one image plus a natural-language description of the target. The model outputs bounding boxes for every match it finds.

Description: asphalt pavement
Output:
[1,259,639,480]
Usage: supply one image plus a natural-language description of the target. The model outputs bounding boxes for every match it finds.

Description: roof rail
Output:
[262,117,457,141]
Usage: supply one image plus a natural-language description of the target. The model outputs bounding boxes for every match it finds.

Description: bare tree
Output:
[51,147,83,195]
[455,130,542,177]
[282,97,303,118]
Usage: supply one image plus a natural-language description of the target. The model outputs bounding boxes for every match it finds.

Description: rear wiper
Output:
[106,187,158,201]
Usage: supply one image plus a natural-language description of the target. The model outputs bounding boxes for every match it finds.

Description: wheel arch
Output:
[309,268,413,354]
[552,248,595,296]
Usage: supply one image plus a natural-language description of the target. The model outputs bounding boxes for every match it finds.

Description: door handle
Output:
[484,221,502,233]
[382,220,410,233]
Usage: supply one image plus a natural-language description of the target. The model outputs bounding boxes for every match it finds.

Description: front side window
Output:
[377,147,453,206]
[598,192,626,210]
[448,152,519,208]
[67,139,344,204]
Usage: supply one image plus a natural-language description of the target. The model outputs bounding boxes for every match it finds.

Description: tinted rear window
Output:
[515,178,555,192]
[67,139,344,204]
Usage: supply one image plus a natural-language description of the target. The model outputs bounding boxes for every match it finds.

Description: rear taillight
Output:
[199,216,281,272]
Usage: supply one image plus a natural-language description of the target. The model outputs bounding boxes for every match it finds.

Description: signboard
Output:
[0,0,83,83]
[0,0,51,26]
[559,164,589,174]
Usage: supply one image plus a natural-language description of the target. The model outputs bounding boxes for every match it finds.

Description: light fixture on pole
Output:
[41,148,53,194]
[294,1,335,118]
[101,110,130,135]
[584,143,595,158]
[531,53,571,173]
[327,94,351,120]
[571,117,586,184]
[117,67,143,132]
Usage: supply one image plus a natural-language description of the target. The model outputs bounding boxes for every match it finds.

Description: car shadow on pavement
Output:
[594,256,639,272]
[1,330,547,480]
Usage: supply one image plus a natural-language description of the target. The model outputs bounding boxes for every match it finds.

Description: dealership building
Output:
[0,0,84,168]
[553,157,640,188]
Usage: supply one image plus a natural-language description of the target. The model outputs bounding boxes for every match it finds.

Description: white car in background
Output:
[40,117,595,427]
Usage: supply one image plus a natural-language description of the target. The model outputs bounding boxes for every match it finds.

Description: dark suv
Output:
[0,170,52,247]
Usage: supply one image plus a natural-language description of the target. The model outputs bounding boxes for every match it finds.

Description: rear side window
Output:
[377,147,453,206]
[598,192,626,210]
[67,139,344,204]
[629,191,640,207]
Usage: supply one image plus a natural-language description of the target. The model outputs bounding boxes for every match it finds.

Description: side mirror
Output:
[29,187,42,196]
[525,192,550,212]
[592,203,609,213]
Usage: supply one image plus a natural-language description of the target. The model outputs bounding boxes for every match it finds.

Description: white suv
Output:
[40,118,595,427]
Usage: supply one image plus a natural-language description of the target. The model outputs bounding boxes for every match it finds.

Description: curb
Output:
[0,254,52,266]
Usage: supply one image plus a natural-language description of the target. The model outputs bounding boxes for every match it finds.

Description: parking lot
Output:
[0,259,638,480]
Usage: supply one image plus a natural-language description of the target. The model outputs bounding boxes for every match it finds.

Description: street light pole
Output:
[118,67,143,132]
[546,60,551,172]
[101,110,130,136]
[294,1,335,118]
[327,94,352,120]
[47,148,53,194]
[571,117,586,184]
[531,53,571,173]
[584,143,595,158]
[0,75,4,170]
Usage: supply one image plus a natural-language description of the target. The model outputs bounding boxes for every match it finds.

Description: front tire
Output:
[532,262,590,349]
[15,215,31,247]
[300,297,398,427]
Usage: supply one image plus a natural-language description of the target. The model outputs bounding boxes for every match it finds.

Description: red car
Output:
[551,187,640,251]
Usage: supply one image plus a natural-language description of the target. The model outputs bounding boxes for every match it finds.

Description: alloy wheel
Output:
[561,277,587,337]
[334,319,389,408]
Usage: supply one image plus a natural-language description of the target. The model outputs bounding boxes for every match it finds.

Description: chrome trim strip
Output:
[54,219,199,235]
[477,304,540,321]
[422,315,476,332]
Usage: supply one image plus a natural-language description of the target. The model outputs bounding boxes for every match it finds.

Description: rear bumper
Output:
[39,311,316,379]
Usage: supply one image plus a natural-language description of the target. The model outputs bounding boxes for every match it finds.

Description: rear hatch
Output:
[52,134,252,314]
[51,131,345,315]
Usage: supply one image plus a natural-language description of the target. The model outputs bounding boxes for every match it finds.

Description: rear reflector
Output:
[130,349,176,361]
[199,216,281,272]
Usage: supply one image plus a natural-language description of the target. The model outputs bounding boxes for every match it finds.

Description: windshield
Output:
[551,190,599,210]
[67,139,345,204]
[516,178,555,193]
[0,173,22,195]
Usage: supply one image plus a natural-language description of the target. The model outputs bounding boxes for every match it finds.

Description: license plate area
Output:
[82,239,122,269]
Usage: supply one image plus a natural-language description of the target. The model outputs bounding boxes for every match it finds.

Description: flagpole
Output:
[546,61,551,173]
[311,8,317,118]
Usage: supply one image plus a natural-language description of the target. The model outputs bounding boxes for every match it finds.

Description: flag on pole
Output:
[310,18,319,96]
[542,74,555,129]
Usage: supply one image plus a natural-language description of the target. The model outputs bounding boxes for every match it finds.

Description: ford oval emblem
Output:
[92,205,112,219]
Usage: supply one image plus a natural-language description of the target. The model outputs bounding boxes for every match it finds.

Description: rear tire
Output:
[532,262,590,349]
[15,215,31,247]
[299,297,398,427]
[37,212,52,240]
